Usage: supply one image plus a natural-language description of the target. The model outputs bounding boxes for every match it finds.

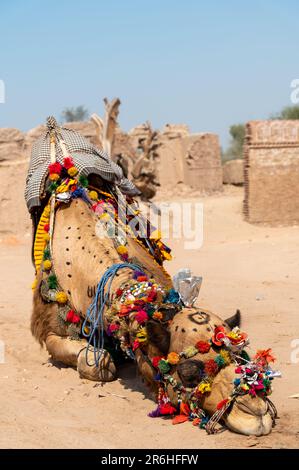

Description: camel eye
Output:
[177,359,204,387]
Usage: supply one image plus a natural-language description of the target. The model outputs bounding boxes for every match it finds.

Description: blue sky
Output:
[0,0,298,148]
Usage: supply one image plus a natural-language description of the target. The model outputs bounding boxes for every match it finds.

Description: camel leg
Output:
[45,333,117,382]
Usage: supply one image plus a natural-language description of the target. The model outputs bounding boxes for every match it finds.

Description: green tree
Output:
[271,105,299,120]
[61,106,89,122]
[223,124,245,162]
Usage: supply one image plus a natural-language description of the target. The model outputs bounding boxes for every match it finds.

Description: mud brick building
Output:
[243,120,299,225]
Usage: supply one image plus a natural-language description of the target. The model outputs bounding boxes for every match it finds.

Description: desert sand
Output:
[0,185,298,449]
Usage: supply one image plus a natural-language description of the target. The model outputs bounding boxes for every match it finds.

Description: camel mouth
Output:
[224,397,274,436]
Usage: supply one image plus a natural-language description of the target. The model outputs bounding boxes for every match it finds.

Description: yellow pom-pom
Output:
[44,233,50,241]
[89,190,98,201]
[183,345,198,358]
[198,382,212,394]
[49,173,60,181]
[31,278,38,290]
[116,245,128,255]
[219,349,231,365]
[43,260,52,271]
[68,166,78,177]
[55,292,68,304]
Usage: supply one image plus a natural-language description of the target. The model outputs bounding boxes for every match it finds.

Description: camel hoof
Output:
[77,348,117,382]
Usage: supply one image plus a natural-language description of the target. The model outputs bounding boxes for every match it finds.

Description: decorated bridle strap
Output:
[205,396,236,434]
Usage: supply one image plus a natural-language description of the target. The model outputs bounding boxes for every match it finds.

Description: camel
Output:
[31,187,277,436]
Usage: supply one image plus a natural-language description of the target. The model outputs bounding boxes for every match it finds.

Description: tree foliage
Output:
[61,106,89,122]
[222,124,245,162]
[271,105,299,120]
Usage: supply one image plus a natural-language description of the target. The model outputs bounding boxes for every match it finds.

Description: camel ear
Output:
[224,309,241,329]
[146,320,170,354]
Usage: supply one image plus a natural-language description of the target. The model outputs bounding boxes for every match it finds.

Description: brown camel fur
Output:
[31,198,275,435]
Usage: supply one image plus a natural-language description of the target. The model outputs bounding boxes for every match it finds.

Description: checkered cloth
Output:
[25,116,140,212]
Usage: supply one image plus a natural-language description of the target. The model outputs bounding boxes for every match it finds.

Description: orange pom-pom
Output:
[167,352,180,365]
[68,166,78,177]
[49,173,60,181]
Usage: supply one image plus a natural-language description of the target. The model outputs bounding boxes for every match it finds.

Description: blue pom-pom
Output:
[164,288,180,304]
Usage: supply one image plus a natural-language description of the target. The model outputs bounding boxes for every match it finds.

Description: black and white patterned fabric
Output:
[25,116,139,212]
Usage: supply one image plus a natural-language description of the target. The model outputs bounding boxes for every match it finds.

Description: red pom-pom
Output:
[116,288,123,297]
[195,341,211,354]
[48,162,62,175]
[72,314,80,324]
[135,310,148,324]
[204,359,219,376]
[137,275,148,282]
[147,288,157,302]
[63,157,74,169]
[159,403,177,415]
[109,323,119,333]
[43,223,50,233]
[66,310,75,322]
[152,356,164,368]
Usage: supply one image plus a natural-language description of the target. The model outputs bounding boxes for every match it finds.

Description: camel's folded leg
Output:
[45,334,117,382]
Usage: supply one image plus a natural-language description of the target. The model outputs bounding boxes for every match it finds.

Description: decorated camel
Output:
[28,118,278,436]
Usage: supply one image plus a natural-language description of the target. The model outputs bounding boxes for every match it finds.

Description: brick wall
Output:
[244,120,299,225]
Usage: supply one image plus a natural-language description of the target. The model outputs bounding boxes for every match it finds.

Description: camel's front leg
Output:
[45,334,117,382]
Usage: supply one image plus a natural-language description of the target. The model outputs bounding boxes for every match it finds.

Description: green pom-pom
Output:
[215,355,226,368]
[79,175,89,187]
[263,378,271,389]
[146,306,156,317]
[48,274,58,289]
[43,247,51,260]
[158,359,171,374]
[49,182,59,192]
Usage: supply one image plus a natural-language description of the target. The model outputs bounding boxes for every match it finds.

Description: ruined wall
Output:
[156,126,222,193]
[0,128,25,162]
[0,119,223,236]
[182,133,222,192]
[243,120,299,225]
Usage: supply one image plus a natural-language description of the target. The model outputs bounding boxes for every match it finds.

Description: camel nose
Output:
[177,359,204,388]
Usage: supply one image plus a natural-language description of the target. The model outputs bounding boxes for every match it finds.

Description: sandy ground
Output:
[0,186,298,449]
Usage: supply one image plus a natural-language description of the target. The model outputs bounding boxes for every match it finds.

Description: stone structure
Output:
[223,159,244,185]
[243,120,299,225]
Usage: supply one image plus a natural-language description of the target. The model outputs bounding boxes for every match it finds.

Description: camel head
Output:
[145,306,277,436]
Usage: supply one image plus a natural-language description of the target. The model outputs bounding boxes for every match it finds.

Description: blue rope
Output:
[82,262,143,367]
